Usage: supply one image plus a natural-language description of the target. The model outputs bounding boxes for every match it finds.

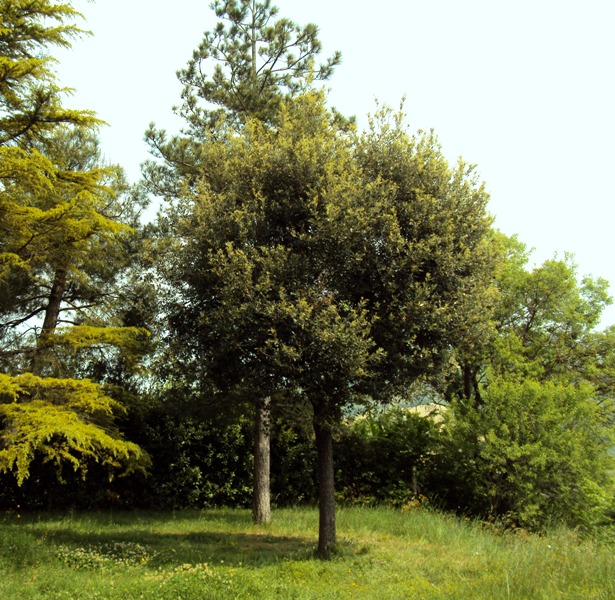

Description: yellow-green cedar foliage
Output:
[0,373,148,485]
[0,1,149,485]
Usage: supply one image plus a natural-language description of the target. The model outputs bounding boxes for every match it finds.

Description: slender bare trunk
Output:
[31,268,66,375]
[462,363,483,407]
[314,413,336,558]
[253,396,271,524]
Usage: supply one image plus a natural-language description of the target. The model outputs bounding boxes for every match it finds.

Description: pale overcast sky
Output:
[55,0,615,327]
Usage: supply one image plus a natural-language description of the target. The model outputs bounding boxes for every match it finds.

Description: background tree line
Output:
[1,0,613,557]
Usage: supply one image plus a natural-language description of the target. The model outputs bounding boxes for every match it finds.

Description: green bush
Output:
[270,420,317,506]
[7,379,611,534]
[430,379,615,530]
[135,403,255,509]
[0,396,257,510]
[334,408,437,506]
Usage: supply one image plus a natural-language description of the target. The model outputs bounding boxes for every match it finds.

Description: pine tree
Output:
[145,0,341,525]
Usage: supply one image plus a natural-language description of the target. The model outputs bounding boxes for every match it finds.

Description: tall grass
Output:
[0,507,613,599]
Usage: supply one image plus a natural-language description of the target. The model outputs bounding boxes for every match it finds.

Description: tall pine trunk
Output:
[313,411,336,558]
[252,396,271,524]
[30,268,66,375]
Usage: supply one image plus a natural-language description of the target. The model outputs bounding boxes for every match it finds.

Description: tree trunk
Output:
[314,413,336,558]
[252,396,271,524]
[31,268,66,375]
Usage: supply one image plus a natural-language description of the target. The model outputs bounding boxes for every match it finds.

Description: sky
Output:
[55,0,615,327]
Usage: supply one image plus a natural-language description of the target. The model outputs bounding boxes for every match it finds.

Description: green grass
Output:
[0,507,613,599]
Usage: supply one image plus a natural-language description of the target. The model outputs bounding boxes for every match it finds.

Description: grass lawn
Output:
[0,506,613,599]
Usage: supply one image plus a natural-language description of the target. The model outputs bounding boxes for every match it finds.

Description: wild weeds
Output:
[55,542,150,570]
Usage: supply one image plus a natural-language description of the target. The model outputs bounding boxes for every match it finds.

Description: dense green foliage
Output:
[335,409,436,507]
[434,379,614,530]
[152,87,494,554]
[428,240,615,530]
[0,0,613,549]
[127,400,255,509]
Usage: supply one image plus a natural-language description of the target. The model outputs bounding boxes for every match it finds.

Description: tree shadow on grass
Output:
[33,528,316,568]
[54,508,259,528]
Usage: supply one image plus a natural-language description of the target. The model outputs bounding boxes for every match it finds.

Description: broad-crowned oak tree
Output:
[158,91,496,557]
